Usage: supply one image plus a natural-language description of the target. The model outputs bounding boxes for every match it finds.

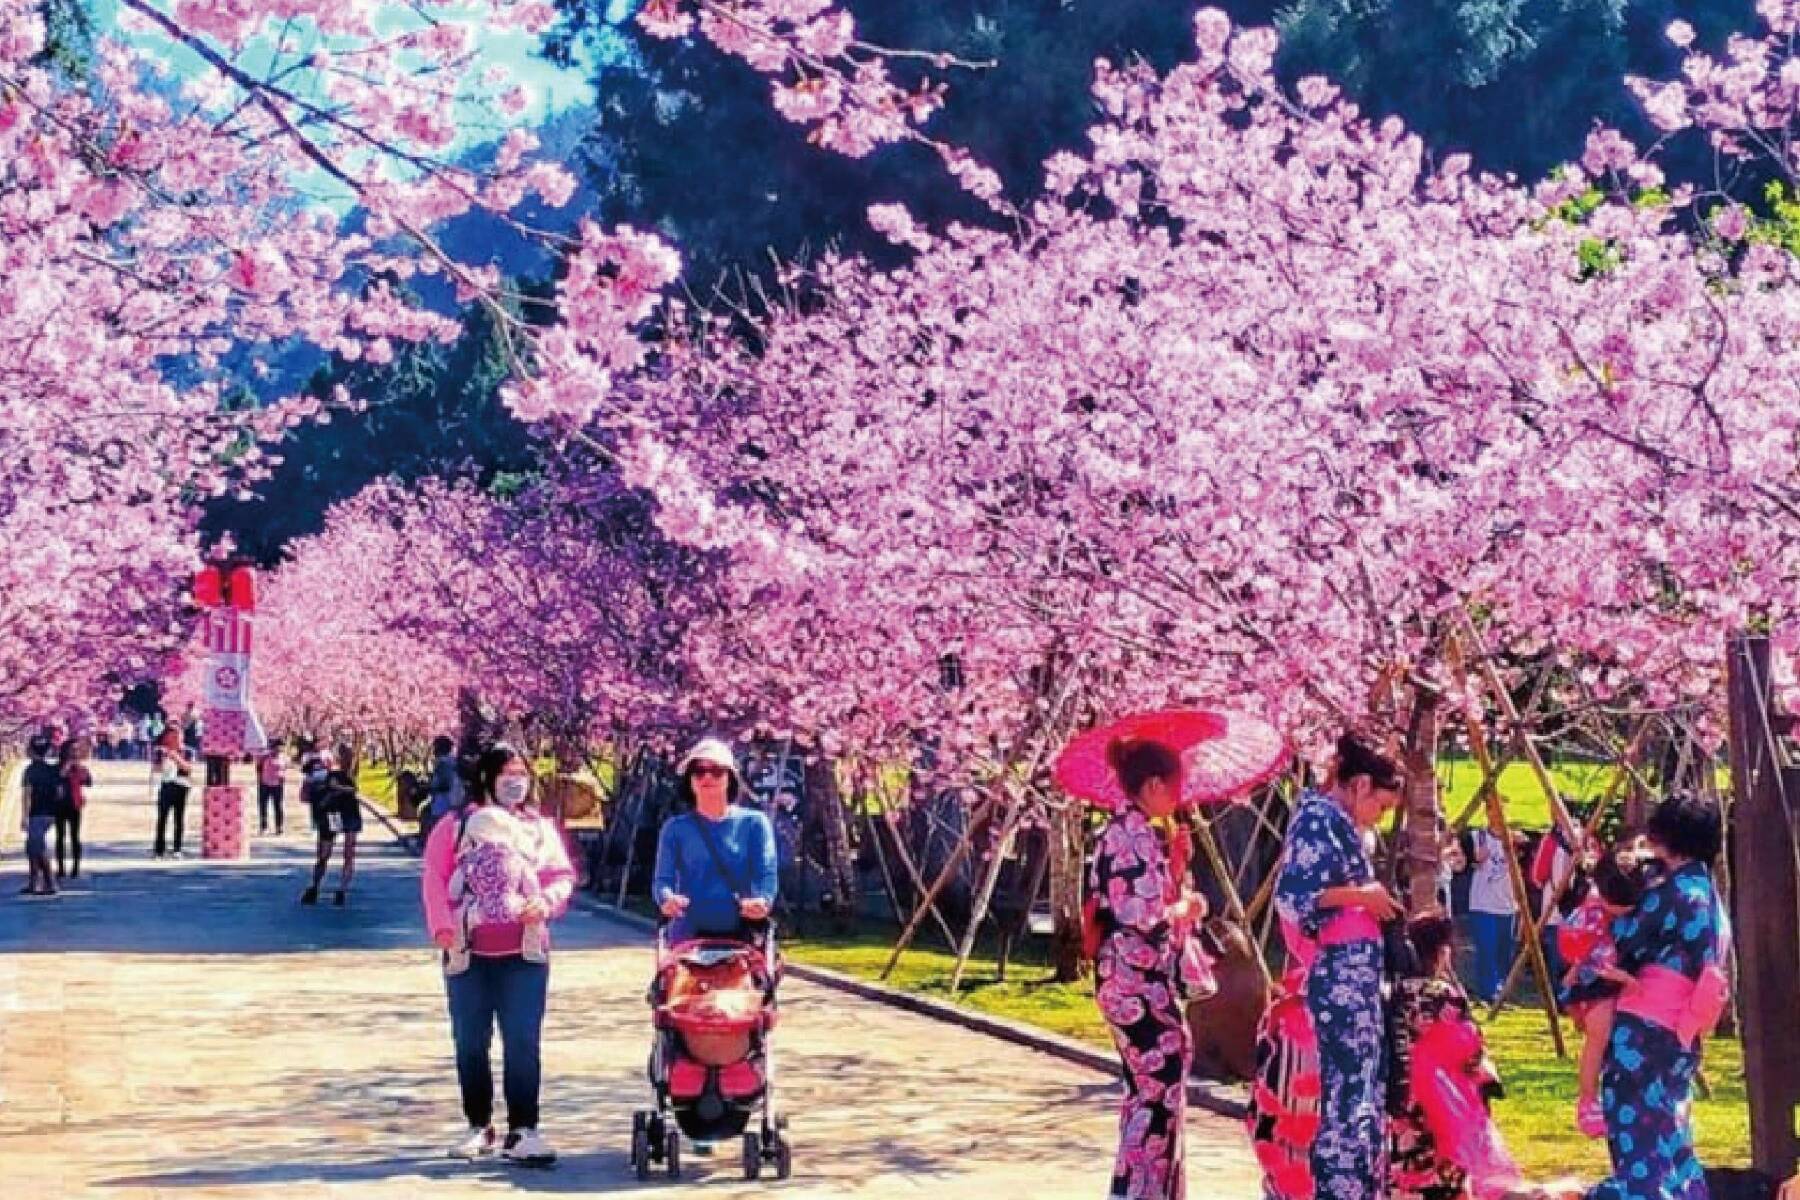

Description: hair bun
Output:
[1332,730,1403,791]
[1105,737,1131,774]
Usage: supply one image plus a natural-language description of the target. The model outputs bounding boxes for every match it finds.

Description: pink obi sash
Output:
[1320,909,1382,948]
[1282,910,1382,979]
[1616,963,1729,1050]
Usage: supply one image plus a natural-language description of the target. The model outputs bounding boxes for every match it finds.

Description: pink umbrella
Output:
[1053,708,1290,811]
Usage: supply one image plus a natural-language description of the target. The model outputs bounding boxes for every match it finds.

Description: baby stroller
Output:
[632,920,792,1181]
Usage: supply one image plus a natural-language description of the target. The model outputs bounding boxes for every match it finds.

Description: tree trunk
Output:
[1403,689,1444,914]
[1048,798,1087,982]
[806,755,858,931]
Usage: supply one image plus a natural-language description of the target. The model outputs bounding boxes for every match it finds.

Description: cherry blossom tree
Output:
[1,0,970,732]
[253,485,464,749]
[603,7,1800,930]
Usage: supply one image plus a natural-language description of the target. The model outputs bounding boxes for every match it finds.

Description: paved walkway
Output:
[0,761,1261,1197]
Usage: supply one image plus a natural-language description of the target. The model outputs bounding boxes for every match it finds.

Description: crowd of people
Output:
[6,714,1747,1198]
[1084,730,1734,1200]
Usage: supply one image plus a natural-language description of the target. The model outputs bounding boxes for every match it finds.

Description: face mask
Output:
[496,776,531,808]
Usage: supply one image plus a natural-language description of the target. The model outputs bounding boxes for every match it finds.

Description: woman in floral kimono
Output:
[1089,737,1216,1200]
[1588,793,1730,1200]
[1272,734,1405,1200]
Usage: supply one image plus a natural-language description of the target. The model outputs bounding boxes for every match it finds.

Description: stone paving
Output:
[0,761,1261,1198]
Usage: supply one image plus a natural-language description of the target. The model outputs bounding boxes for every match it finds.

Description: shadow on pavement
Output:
[92,1052,1116,1193]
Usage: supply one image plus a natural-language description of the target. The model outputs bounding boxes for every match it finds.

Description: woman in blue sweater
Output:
[653,738,778,943]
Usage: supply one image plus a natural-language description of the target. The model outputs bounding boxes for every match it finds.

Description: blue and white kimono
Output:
[1275,790,1386,1200]
[1588,861,1727,1200]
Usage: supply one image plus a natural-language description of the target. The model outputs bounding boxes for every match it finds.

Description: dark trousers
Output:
[54,809,82,876]
[155,788,188,855]
[1541,923,1566,1003]
[446,955,549,1131]
[258,782,285,833]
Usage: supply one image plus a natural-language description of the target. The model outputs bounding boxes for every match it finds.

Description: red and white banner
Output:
[199,584,265,754]
[203,610,254,656]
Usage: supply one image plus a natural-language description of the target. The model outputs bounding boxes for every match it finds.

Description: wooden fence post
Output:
[1724,633,1800,1180]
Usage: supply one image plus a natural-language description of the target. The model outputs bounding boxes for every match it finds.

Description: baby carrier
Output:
[442,807,547,976]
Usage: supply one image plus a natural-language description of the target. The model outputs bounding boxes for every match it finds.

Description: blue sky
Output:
[99,0,608,157]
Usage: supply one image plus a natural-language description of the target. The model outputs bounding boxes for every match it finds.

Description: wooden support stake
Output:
[1460,614,1578,845]
[1448,635,1566,1056]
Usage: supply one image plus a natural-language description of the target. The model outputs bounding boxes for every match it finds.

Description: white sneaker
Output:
[449,1125,496,1160]
[502,1127,556,1166]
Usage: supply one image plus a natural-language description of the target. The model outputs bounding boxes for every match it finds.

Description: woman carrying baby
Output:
[422,743,575,1167]
[1586,793,1730,1200]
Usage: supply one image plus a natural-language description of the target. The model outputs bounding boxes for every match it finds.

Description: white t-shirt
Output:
[1469,829,1519,915]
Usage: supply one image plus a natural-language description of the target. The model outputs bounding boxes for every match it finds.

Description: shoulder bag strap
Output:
[691,812,753,902]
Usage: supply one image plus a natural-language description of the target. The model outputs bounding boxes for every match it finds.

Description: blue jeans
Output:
[1468,911,1517,1002]
[446,955,549,1131]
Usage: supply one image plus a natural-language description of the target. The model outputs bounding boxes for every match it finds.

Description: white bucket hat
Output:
[676,737,747,792]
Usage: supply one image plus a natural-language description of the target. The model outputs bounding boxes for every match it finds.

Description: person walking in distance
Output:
[55,737,92,880]
[256,738,287,836]
[152,738,194,859]
[1467,824,1521,1004]
[302,743,362,907]
[20,737,63,896]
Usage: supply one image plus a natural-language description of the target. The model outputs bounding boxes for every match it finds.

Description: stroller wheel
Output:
[773,1134,793,1181]
[631,1112,651,1181]
[742,1132,763,1181]
[665,1128,681,1180]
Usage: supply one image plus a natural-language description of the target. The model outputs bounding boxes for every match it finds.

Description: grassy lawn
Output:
[775,922,1753,1182]
[782,924,1113,1050]
[357,764,399,813]
[1437,754,1621,831]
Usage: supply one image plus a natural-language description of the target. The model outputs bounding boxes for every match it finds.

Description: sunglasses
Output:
[688,764,730,780]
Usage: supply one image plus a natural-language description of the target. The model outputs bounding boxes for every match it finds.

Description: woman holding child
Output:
[422,743,575,1168]
[1583,794,1730,1200]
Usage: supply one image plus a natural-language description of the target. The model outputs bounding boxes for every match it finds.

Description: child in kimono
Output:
[1558,847,1656,1137]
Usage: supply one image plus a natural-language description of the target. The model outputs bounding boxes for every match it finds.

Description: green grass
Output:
[1437,755,1621,831]
[782,923,1113,1049]
[1480,1007,1750,1179]
[356,765,399,813]
[775,921,1752,1183]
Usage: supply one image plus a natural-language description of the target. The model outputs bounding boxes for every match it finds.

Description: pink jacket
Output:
[422,807,575,957]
